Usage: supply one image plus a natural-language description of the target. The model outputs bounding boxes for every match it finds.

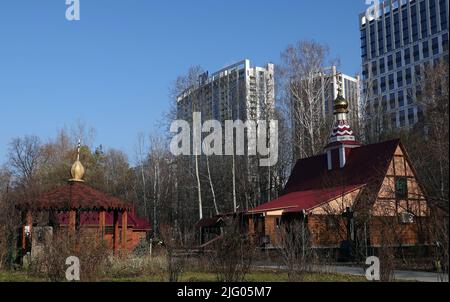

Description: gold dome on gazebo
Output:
[70,140,85,182]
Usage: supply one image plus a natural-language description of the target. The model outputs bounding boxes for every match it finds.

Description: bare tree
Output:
[170,66,205,221]
[207,218,255,282]
[70,119,96,150]
[8,135,46,191]
[135,133,149,219]
[158,224,194,282]
[0,167,15,270]
[206,156,219,215]
[279,40,336,159]
[415,61,449,211]
[413,61,449,278]
[277,219,312,281]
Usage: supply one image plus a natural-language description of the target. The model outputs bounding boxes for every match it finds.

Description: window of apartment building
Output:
[402,7,410,45]
[408,108,415,124]
[411,4,419,42]
[416,82,423,99]
[430,0,438,34]
[395,176,409,199]
[386,16,393,51]
[407,88,414,104]
[371,61,378,76]
[440,0,448,30]
[413,44,420,61]
[372,79,379,95]
[378,20,385,55]
[379,57,386,74]
[420,0,428,39]
[414,64,422,82]
[394,12,401,48]
[382,95,388,112]
[423,40,430,58]
[390,93,396,110]
[432,37,439,55]
[380,76,387,92]
[389,74,395,90]
[404,47,411,65]
[398,90,405,107]
[391,112,398,128]
[385,4,392,14]
[370,23,377,58]
[362,64,369,80]
[442,33,449,52]
[399,110,406,127]
[397,71,404,88]
[393,1,400,10]
[405,68,412,85]
[361,28,368,60]
[388,55,394,71]
[396,51,402,68]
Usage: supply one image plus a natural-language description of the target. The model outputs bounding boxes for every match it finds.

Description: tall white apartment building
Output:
[177,59,275,122]
[359,0,449,132]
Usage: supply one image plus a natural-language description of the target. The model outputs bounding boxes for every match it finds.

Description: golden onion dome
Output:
[70,160,85,182]
[334,93,349,114]
[69,139,85,182]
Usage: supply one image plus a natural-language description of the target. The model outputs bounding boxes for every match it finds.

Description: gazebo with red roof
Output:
[16,141,138,257]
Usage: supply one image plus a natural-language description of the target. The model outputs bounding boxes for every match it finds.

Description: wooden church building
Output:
[247,84,430,253]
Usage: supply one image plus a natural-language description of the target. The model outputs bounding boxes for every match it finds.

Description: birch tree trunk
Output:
[232,152,237,213]
[206,156,219,215]
[195,153,203,220]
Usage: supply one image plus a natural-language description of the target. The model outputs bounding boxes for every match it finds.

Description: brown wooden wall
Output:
[58,225,148,251]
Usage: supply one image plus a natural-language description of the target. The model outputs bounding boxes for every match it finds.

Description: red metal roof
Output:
[249,185,363,214]
[283,139,400,194]
[249,139,401,214]
[18,181,131,211]
[57,211,151,230]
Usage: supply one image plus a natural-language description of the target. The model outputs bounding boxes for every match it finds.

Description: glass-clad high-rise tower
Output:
[359,0,448,133]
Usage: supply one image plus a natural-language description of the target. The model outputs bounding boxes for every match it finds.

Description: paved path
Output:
[257,264,449,282]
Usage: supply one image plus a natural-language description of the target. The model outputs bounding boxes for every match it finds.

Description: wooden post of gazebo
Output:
[113,209,119,255]
[69,210,76,233]
[121,210,128,252]
[21,211,33,255]
[99,210,106,240]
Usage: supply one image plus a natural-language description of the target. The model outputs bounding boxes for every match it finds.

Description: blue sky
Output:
[0,0,368,164]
